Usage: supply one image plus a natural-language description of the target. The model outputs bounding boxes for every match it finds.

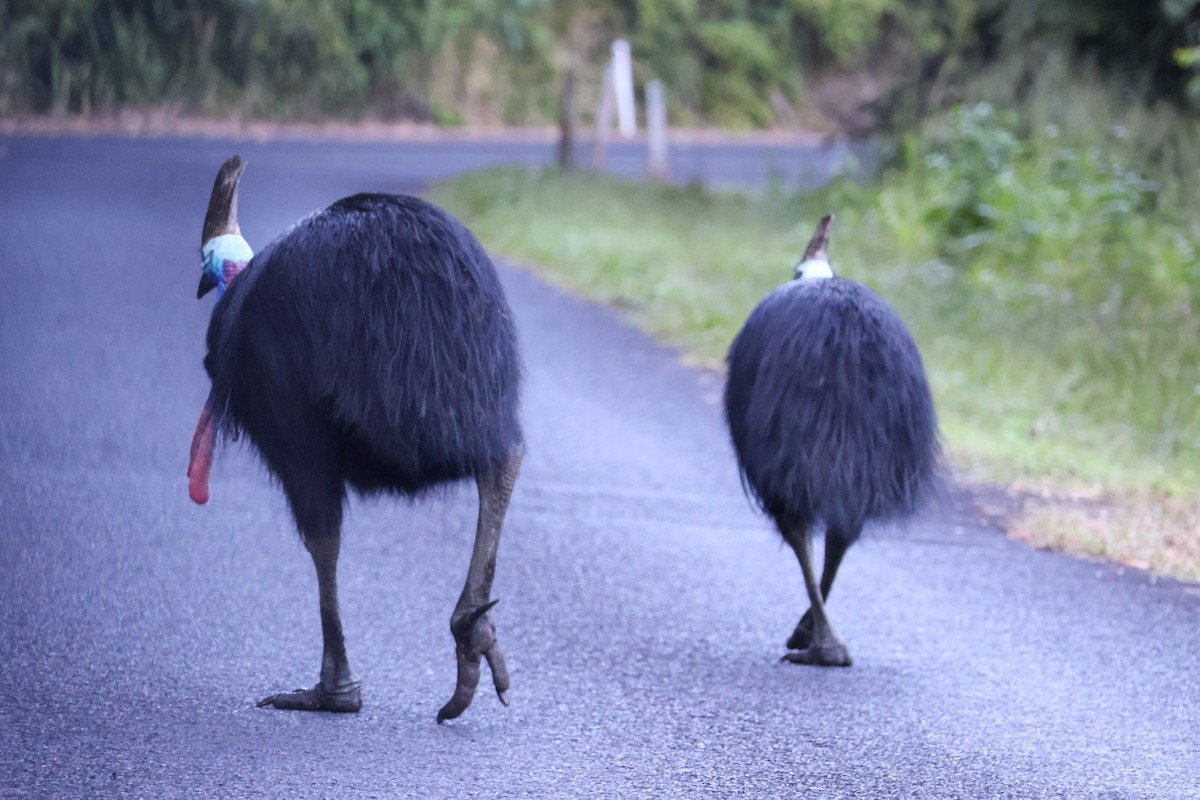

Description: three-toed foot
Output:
[257,680,362,713]
[437,600,510,723]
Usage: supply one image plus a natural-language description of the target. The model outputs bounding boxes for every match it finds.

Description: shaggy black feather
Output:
[724,277,941,544]
[203,193,523,535]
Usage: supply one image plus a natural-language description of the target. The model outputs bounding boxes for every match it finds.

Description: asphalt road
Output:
[1,134,1197,799]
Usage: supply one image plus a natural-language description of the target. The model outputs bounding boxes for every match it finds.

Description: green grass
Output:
[431,106,1200,580]
[435,173,1198,487]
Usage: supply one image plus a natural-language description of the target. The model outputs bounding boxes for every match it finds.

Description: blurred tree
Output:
[1,0,1198,124]
[973,0,1200,103]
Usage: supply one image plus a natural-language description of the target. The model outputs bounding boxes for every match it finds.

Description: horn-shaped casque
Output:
[201,155,246,247]
[801,212,834,262]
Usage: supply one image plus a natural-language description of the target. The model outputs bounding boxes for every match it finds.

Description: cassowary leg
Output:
[780,523,852,667]
[258,535,362,713]
[437,446,523,723]
[786,530,851,650]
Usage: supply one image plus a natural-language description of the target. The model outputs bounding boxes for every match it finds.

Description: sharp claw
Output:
[438,696,471,722]
[466,598,500,627]
[497,690,509,707]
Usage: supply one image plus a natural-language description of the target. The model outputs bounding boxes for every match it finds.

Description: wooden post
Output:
[590,62,615,172]
[646,79,668,180]
[556,59,578,170]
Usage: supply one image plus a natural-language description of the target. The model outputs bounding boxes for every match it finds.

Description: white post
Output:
[611,39,636,138]
[646,79,668,180]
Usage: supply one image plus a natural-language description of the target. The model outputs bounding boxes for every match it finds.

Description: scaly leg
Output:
[258,534,363,712]
[779,522,852,667]
[786,530,851,650]
[437,446,522,723]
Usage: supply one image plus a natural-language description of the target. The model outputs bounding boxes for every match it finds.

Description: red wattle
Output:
[188,401,215,505]
[189,473,211,505]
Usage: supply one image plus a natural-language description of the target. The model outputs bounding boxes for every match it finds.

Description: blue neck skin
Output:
[202,233,254,297]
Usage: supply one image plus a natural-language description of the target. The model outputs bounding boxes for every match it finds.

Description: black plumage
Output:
[724,214,941,666]
[205,192,522,499]
[189,157,523,720]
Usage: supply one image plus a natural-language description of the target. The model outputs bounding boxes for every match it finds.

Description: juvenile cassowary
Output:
[187,156,523,721]
[724,214,940,666]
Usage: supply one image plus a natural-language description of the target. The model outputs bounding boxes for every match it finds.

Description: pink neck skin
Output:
[222,259,247,289]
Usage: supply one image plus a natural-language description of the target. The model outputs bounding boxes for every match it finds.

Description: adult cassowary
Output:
[187,156,523,721]
[724,214,940,666]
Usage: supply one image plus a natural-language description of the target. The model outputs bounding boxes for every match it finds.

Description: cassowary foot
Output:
[781,617,852,667]
[786,609,816,651]
[256,680,362,713]
[781,636,852,668]
[437,600,510,723]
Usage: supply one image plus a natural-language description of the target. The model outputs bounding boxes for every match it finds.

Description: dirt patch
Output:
[0,110,830,147]
[0,111,559,142]
[1010,489,1200,583]
[930,463,1199,584]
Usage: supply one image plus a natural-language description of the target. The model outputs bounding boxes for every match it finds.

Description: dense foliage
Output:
[0,0,558,120]
[3,0,1199,125]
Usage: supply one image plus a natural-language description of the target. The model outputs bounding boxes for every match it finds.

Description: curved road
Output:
[1,135,1197,798]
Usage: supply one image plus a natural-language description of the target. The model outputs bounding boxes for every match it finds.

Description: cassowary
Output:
[723,214,940,666]
[187,156,523,721]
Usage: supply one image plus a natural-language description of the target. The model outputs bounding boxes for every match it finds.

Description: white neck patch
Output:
[794,258,833,281]
[202,233,254,265]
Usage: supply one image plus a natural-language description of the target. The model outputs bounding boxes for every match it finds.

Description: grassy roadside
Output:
[432,152,1200,583]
